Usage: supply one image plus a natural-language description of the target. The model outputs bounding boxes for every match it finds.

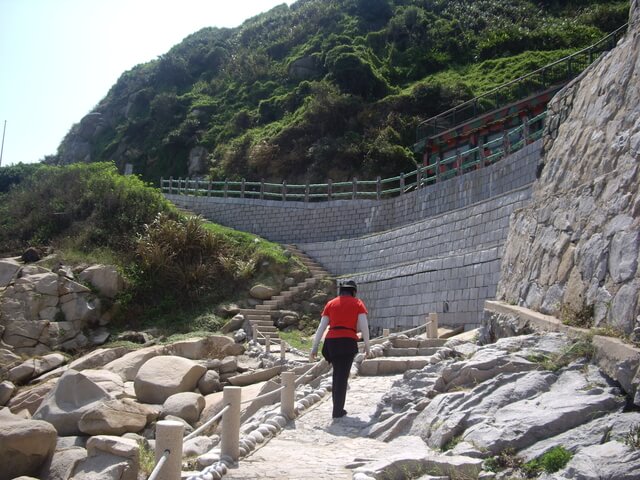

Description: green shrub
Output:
[626,424,640,450]
[0,162,174,255]
[523,446,572,475]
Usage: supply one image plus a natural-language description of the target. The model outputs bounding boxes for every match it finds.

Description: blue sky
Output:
[0,0,294,166]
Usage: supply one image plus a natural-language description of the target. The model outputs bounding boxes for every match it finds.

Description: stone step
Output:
[385,347,442,357]
[358,356,435,376]
[438,326,465,339]
[249,320,273,327]
[255,304,277,311]
[257,336,281,345]
[256,326,278,333]
[246,314,272,321]
[392,338,447,348]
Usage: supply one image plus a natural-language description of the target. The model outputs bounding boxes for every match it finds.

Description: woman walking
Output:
[309,280,370,418]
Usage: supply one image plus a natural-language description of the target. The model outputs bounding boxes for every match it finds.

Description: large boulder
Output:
[134,355,206,404]
[249,284,277,300]
[0,380,16,406]
[40,446,87,480]
[33,370,111,435]
[67,346,134,371]
[78,398,155,436]
[0,258,21,287]
[70,435,139,480]
[80,369,126,399]
[161,392,205,425]
[102,345,165,381]
[78,265,125,299]
[8,378,57,415]
[8,353,66,385]
[166,335,239,360]
[0,408,57,480]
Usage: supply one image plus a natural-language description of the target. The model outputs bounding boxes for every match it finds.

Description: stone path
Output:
[224,373,403,480]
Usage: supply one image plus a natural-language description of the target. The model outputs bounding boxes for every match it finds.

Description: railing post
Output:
[376,176,381,200]
[327,179,332,201]
[260,179,265,200]
[155,420,184,480]
[265,335,271,354]
[305,180,310,203]
[479,139,486,168]
[169,176,173,195]
[224,179,229,198]
[523,115,530,144]
[160,177,164,193]
[178,177,182,195]
[207,179,212,197]
[281,371,296,420]
[503,129,511,156]
[282,181,287,201]
[436,157,441,183]
[221,386,241,463]
[252,324,258,341]
[280,340,287,363]
[416,167,422,190]
[427,313,439,339]
[352,177,357,200]
[399,173,405,195]
[241,179,246,198]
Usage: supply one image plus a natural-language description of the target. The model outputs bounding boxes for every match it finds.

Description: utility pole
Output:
[0,120,6,167]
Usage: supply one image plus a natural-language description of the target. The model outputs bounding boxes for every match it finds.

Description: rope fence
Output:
[148,314,435,479]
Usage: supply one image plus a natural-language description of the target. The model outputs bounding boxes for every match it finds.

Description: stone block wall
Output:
[498,4,640,336]
[166,140,540,244]
[300,186,532,332]
[166,140,542,331]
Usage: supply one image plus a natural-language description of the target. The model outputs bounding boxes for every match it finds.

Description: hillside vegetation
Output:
[54,0,629,184]
[0,163,302,331]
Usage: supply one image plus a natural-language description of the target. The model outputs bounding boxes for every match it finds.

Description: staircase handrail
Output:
[415,23,628,141]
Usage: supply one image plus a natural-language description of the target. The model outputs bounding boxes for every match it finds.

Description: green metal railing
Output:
[415,24,628,142]
[161,111,546,202]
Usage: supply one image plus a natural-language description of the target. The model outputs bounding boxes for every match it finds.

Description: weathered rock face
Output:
[33,370,111,436]
[498,2,640,334]
[0,261,121,355]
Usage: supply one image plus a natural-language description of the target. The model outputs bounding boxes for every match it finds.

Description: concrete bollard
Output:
[280,371,296,419]
[382,328,390,337]
[154,420,184,480]
[427,313,439,338]
[280,340,287,363]
[221,386,242,462]
[265,335,271,354]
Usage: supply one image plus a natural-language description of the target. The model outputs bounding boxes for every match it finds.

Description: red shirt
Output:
[322,295,368,340]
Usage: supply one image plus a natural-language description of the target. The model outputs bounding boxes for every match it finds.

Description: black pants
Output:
[322,337,358,417]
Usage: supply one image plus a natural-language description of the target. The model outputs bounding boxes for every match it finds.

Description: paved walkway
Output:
[224,373,403,480]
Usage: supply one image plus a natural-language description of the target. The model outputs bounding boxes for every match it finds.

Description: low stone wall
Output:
[166,140,541,244]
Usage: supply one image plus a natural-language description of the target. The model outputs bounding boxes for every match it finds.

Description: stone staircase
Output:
[239,245,331,347]
[359,335,454,376]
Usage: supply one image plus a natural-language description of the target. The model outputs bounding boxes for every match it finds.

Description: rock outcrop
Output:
[498,1,640,335]
[0,261,125,355]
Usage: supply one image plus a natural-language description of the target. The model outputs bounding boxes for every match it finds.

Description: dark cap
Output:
[340,280,357,292]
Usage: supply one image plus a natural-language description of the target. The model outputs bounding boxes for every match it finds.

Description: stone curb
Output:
[484,300,640,403]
